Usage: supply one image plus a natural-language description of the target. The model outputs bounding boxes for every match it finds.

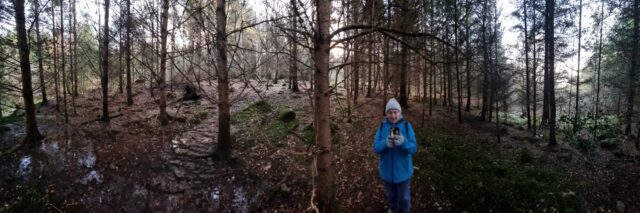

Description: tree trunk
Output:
[441,38,447,107]
[422,55,427,127]
[532,0,538,135]
[290,0,300,92]
[430,45,435,116]
[594,0,604,134]
[447,39,453,108]
[400,43,409,107]
[625,0,639,135]
[101,0,110,123]
[52,4,60,110]
[60,0,68,122]
[352,0,361,105]
[487,5,495,122]
[491,0,504,122]
[524,0,531,131]
[574,0,582,130]
[545,0,557,146]
[373,42,379,93]
[634,0,640,150]
[430,0,435,115]
[382,3,391,115]
[215,0,232,158]
[496,97,501,143]
[480,0,489,121]
[367,34,373,97]
[119,30,124,94]
[465,0,472,112]
[398,0,410,108]
[455,0,462,123]
[158,0,169,126]
[14,0,43,144]
[126,0,133,105]
[314,0,334,210]
[35,0,48,106]
[72,0,78,97]
[149,11,155,98]
[68,3,74,99]
[69,0,77,115]
[542,44,549,126]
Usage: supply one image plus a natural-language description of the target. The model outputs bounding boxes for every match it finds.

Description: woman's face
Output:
[386,109,400,124]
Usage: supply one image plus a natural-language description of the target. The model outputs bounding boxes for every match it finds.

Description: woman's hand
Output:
[386,135,395,148]
[394,135,405,146]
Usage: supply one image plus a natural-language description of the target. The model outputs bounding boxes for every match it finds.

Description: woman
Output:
[373,98,418,213]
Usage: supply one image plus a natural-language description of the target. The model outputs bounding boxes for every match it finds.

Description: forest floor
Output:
[0,80,639,212]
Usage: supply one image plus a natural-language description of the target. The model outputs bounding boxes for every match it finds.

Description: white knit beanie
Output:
[385,98,402,113]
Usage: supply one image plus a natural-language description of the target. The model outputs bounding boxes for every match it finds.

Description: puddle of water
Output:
[172,137,181,149]
[210,186,220,201]
[233,186,248,213]
[81,170,102,184]
[1,124,23,145]
[39,141,67,172]
[78,152,96,168]
[15,155,32,177]
[2,124,18,132]
[73,142,96,168]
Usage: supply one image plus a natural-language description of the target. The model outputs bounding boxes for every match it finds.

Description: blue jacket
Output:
[373,118,418,183]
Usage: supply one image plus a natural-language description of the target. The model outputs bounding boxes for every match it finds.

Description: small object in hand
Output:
[391,127,400,137]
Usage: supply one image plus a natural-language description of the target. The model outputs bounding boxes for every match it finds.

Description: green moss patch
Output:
[0,113,23,127]
[264,116,299,143]
[232,101,272,124]
[414,131,581,212]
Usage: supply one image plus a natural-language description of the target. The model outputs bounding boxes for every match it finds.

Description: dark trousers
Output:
[383,179,411,213]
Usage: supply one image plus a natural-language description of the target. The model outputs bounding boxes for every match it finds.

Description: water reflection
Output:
[78,150,96,168]
[15,155,32,177]
[233,186,248,213]
[210,186,220,201]
[82,170,102,184]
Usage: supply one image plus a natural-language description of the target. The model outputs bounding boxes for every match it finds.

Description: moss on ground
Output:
[414,131,582,212]
[232,101,272,124]
[0,113,23,132]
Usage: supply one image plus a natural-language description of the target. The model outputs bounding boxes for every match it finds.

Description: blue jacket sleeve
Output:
[400,123,418,155]
[373,124,388,154]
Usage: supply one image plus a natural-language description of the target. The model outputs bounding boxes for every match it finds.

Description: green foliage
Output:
[75,24,100,92]
[558,115,622,152]
[277,109,296,122]
[588,116,622,140]
[234,102,303,145]
[0,33,17,119]
[232,100,272,124]
[414,131,581,212]
[517,148,534,164]
[264,114,298,144]
[500,111,528,129]
[0,112,23,126]
[302,123,314,145]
